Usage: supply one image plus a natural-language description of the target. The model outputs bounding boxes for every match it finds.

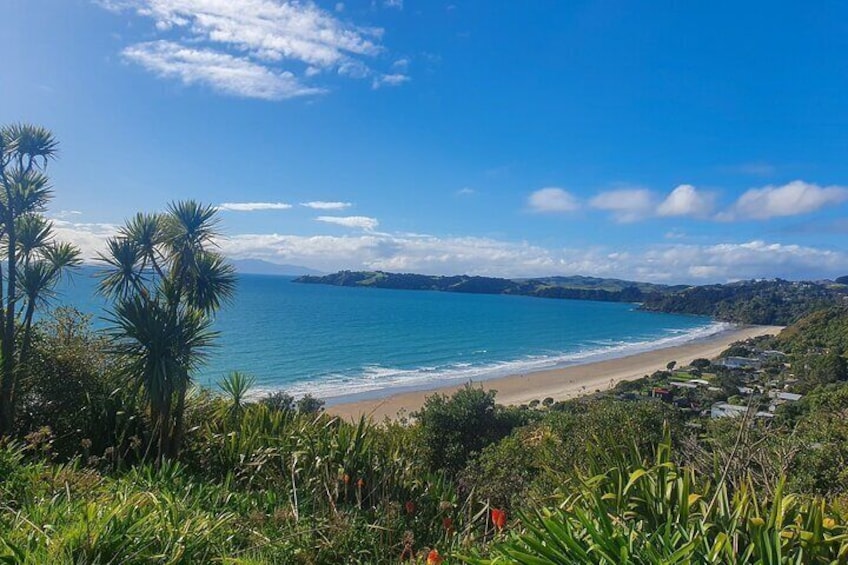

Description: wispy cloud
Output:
[52,210,84,219]
[456,187,476,197]
[100,0,408,99]
[527,187,580,213]
[590,188,655,222]
[301,201,352,210]
[316,215,379,231]
[721,180,848,220]
[124,41,324,100]
[371,73,410,89]
[218,201,293,211]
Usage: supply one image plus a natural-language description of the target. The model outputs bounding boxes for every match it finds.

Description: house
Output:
[669,381,698,390]
[716,357,762,370]
[768,391,803,402]
[651,387,672,402]
[711,403,749,419]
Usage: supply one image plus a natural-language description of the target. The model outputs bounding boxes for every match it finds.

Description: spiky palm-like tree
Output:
[0,124,81,435]
[99,201,236,461]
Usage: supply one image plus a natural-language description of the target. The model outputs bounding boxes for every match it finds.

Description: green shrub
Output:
[415,385,529,476]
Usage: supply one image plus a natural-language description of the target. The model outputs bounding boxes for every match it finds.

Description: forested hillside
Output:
[297,271,848,325]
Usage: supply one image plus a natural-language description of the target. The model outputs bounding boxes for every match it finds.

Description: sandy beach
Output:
[327,325,783,421]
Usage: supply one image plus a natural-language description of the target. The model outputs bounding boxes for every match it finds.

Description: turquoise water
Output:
[54,272,727,403]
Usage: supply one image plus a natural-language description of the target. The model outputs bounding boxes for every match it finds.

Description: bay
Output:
[53,271,727,403]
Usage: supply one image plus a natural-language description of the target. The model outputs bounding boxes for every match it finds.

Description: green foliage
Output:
[691,357,711,369]
[260,390,295,412]
[0,123,82,435]
[642,279,845,325]
[16,308,144,463]
[798,352,848,391]
[415,385,529,476]
[776,306,848,354]
[296,270,677,304]
[218,371,256,421]
[296,393,325,415]
[98,200,237,461]
[464,432,848,564]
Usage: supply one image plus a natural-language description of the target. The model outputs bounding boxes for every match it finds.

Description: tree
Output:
[414,385,527,475]
[99,201,236,461]
[800,353,848,392]
[0,124,81,435]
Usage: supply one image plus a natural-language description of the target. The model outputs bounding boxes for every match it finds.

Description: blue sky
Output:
[2,0,848,282]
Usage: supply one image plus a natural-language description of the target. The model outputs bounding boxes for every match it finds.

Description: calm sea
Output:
[54,271,727,403]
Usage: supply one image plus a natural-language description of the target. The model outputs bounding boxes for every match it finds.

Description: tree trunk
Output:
[19,300,36,371]
[169,381,187,459]
[0,215,15,435]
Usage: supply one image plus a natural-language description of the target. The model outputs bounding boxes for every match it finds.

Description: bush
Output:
[415,385,528,475]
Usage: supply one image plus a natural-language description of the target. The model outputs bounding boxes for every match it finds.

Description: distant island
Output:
[231,259,323,277]
[295,270,848,325]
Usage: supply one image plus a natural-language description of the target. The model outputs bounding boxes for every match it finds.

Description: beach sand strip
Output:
[327,325,783,421]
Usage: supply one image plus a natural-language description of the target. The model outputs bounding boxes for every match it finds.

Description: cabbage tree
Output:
[0,124,82,435]
[99,201,235,461]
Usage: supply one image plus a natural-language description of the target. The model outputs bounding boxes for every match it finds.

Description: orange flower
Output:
[426,549,443,565]
[442,516,454,533]
[342,473,350,485]
[356,478,365,488]
[491,508,507,530]
[405,500,416,515]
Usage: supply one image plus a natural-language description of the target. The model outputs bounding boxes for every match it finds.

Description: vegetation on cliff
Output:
[297,271,848,325]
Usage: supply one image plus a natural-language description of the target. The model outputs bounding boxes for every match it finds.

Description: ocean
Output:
[54,272,728,404]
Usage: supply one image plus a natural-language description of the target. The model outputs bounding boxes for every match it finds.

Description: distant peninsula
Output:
[294,270,848,325]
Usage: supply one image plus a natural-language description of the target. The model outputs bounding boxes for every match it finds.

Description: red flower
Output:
[342,473,350,485]
[426,549,443,565]
[356,478,365,488]
[442,516,454,533]
[491,508,507,530]
[405,500,416,515]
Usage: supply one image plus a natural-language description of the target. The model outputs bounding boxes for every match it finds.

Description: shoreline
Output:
[326,324,783,421]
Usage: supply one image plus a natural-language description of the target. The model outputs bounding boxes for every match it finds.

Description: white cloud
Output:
[218,201,293,211]
[316,215,379,231]
[52,210,84,219]
[723,180,848,220]
[371,73,410,89]
[643,240,848,282]
[101,0,403,99]
[590,188,655,222]
[456,187,476,196]
[123,41,324,100]
[50,220,120,260]
[657,184,715,218]
[383,0,403,8]
[49,219,848,282]
[300,201,352,210]
[527,187,580,213]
